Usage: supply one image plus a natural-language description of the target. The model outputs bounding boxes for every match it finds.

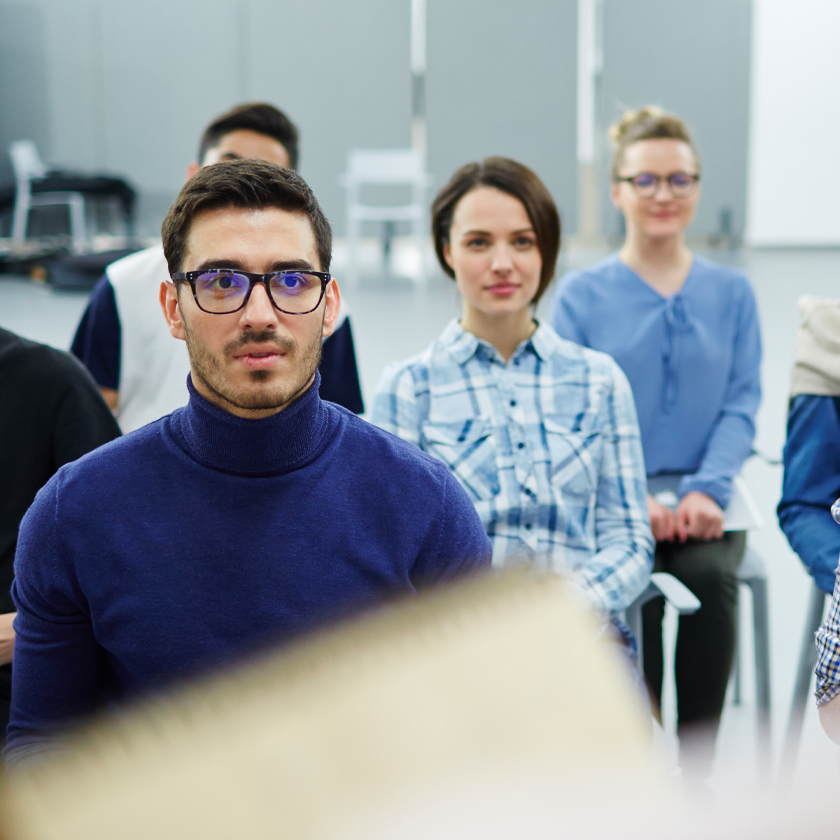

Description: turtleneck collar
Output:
[169,372,331,476]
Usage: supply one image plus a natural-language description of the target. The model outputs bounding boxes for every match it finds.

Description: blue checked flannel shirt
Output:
[816,571,840,705]
[371,320,653,615]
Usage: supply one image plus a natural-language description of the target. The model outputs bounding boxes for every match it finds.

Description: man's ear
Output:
[321,278,342,339]
[160,281,187,341]
[442,241,453,271]
[185,162,200,182]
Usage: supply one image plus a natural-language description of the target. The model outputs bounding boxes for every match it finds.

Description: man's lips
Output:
[232,344,286,369]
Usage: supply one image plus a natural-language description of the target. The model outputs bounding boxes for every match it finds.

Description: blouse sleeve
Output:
[680,278,762,508]
[574,362,653,614]
[369,361,427,446]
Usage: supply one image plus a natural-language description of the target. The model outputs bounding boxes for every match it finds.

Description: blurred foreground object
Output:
[2,570,834,839]
[1,571,657,839]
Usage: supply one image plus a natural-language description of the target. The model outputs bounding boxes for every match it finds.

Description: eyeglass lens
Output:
[194,270,322,313]
[630,173,698,197]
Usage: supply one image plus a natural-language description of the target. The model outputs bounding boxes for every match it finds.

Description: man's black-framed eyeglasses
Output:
[614,172,700,199]
[170,269,331,315]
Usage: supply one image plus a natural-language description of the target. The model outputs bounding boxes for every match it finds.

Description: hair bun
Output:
[608,106,666,147]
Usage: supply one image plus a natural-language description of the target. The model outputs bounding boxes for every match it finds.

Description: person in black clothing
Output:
[0,327,121,744]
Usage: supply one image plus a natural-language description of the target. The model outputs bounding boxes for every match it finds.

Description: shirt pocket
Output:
[421,418,500,502]
[542,419,602,501]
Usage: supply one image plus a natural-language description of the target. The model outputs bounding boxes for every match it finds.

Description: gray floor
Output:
[2,241,839,802]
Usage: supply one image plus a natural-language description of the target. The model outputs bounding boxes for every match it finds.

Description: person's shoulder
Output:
[537,322,624,373]
[375,327,459,393]
[691,255,752,291]
[0,328,97,388]
[557,253,623,290]
[329,404,453,479]
[74,415,166,464]
[106,243,167,291]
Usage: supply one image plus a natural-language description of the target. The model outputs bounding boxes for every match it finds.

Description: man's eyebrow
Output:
[192,259,316,273]
[218,153,243,161]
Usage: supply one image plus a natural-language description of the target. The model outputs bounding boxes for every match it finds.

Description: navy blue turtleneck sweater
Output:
[7,376,491,761]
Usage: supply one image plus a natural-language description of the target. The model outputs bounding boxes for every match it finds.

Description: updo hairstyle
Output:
[609,106,700,181]
[431,156,561,305]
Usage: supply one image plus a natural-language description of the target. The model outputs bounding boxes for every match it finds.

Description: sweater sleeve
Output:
[680,278,762,508]
[778,395,840,593]
[6,478,106,767]
[409,469,492,588]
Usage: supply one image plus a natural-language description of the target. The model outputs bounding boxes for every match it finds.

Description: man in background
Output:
[71,102,363,432]
[0,327,120,745]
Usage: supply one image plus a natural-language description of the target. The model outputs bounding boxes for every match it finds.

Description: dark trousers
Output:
[642,531,746,777]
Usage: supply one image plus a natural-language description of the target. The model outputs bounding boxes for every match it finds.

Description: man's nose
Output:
[239,282,279,329]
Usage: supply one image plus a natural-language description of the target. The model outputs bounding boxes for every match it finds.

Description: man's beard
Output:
[184,323,323,415]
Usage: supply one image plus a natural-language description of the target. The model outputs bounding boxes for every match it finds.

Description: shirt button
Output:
[518,442,525,449]
[525,522,532,530]
[509,400,516,407]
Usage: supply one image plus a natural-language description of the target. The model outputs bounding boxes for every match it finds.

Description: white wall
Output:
[746,0,840,246]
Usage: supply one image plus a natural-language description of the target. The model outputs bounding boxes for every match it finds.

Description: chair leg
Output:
[69,194,86,253]
[731,640,742,706]
[779,583,827,783]
[750,576,772,786]
[11,190,30,241]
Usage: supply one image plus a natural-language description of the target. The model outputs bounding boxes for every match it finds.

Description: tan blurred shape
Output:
[0,570,661,839]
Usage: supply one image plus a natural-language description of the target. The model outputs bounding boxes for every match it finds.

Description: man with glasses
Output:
[6,160,491,765]
[71,102,364,433]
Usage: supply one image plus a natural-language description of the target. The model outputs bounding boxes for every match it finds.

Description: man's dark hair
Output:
[431,157,561,305]
[198,103,299,170]
[162,159,332,275]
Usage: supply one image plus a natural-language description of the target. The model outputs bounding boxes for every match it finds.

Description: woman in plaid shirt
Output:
[372,157,652,626]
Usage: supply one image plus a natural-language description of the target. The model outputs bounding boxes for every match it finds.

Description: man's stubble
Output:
[183,319,324,415]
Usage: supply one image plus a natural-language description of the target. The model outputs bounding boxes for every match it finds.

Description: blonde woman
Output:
[551,107,761,777]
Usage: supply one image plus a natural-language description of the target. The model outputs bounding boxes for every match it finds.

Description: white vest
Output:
[110,245,191,433]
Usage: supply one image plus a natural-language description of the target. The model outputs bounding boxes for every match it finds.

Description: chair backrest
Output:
[9,139,47,181]
[345,149,425,185]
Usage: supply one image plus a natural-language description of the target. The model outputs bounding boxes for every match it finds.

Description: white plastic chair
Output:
[9,140,87,251]
[624,572,701,655]
[730,546,773,785]
[340,148,431,284]
[778,579,829,784]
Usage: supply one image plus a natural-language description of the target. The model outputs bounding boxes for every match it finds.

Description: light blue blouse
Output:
[551,254,762,509]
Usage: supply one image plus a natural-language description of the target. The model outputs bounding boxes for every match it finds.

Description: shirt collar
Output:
[169,372,329,476]
[440,318,555,365]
